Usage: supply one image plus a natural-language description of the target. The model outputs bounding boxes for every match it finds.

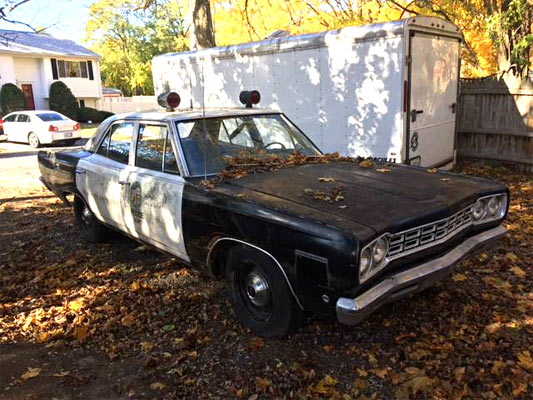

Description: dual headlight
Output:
[358,193,508,283]
[359,235,389,282]
[471,194,507,224]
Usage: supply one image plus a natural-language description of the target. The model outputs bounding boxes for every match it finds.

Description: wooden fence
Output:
[456,78,533,171]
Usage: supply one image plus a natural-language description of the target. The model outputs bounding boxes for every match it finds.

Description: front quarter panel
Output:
[181,183,361,315]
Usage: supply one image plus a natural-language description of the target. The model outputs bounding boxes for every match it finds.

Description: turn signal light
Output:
[158,91,181,110]
[239,90,261,108]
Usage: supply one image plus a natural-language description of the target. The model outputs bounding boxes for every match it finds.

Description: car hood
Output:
[213,161,506,238]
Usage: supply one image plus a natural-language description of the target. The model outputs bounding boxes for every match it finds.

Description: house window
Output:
[79,99,86,107]
[57,60,89,78]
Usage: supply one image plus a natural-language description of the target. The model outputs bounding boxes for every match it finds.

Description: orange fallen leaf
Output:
[74,324,90,343]
[427,168,438,173]
[150,382,166,390]
[510,266,526,279]
[359,159,374,168]
[21,367,41,381]
[255,376,271,389]
[452,273,468,282]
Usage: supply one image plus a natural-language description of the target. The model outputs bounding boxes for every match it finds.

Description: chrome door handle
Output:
[118,180,130,186]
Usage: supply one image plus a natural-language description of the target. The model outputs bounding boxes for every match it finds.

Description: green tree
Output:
[85,0,188,96]
[0,83,26,114]
[49,81,78,120]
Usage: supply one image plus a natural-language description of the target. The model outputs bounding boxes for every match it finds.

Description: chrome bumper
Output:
[336,225,507,325]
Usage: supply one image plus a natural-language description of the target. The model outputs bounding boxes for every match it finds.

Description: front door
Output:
[123,122,189,261]
[408,33,460,168]
[21,84,35,110]
[76,121,135,230]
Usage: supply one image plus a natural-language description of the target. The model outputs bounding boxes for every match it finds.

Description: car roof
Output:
[111,107,281,122]
[5,110,65,116]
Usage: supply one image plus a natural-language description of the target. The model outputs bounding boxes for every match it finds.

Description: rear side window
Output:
[17,114,30,122]
[97,122,134,164]
[135,124,179,174]
[37,113,66,122]
[4,114,17,122]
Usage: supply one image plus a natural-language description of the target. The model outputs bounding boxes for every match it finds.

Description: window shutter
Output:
[87,60,94,80]
[51,59,58,80]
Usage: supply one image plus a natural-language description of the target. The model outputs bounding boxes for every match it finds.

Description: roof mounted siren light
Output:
[239,90,261,108]
[158,91,181,111]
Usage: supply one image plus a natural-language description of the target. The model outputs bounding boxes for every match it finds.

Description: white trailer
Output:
[153,17,462,168]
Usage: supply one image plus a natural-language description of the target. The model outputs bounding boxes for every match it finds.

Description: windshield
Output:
[37,113,67,122]
[176,113,321,176]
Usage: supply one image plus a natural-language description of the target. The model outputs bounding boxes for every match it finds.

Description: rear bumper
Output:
[336,225,506,325]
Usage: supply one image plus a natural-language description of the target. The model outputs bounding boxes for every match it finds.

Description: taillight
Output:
[49,125,59,132]
[73,123,80,131]
[0,119,3,129]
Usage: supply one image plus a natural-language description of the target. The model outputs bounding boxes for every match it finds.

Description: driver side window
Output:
[97,122,135,164]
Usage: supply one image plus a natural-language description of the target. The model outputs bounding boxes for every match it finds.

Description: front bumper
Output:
[336,225,506,325]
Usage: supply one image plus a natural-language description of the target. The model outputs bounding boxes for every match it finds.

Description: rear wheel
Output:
[28,132,40,148]
[225,245,305,338]
[74,197,107,242]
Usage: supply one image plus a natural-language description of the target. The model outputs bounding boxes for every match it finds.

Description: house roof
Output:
[0,29,99,59]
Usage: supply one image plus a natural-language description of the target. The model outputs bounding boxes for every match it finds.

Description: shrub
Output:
[0,83,27,114]
[49,81,78,120]
[77,107,114,123]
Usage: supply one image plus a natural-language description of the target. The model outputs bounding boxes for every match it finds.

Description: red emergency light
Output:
[239,90,261,108]
[158,91,181,111]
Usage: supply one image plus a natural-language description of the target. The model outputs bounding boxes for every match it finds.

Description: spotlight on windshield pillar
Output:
[239,90,261,108]
[158,92,181,111]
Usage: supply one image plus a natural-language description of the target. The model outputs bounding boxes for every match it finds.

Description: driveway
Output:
[0,140,87,199]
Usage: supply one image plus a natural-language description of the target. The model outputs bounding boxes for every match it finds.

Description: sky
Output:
[0,0,92,43]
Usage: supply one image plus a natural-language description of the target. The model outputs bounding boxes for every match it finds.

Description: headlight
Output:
[472,199,486,221]
[359,235,389,282]
[372,237,388,265]
[487,196,502,216]
[360,247,372,277]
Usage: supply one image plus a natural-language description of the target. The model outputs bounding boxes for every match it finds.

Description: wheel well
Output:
[207,238,304,309]
[208,240,236,279]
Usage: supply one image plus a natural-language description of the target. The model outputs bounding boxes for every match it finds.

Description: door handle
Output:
[410,109,424,122]
[450,102,457,114]
[75,169,86,175]
[118,180,130,186]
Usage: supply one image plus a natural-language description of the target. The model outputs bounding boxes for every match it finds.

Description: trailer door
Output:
[407,33,460,168]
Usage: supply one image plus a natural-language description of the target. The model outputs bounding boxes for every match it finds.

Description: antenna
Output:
[201,62,208,182]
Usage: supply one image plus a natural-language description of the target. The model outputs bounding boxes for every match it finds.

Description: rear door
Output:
[407,32,460,168]
[76,121,135,230]
[123,122,189,261]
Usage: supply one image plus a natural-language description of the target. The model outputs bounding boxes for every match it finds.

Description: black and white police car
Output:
[38,91,509,338]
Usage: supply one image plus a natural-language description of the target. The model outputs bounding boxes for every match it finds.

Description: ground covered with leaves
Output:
[0,162,532,399]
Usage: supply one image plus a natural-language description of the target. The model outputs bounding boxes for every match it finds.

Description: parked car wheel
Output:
[74,197,107,242]
[225,245,305,338]
[28,132,40,148]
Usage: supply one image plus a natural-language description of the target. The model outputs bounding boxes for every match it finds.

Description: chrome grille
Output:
[387,206,473,259]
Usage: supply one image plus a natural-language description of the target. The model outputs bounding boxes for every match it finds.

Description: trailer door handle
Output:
[410,109,424,122]
[450,102,457,114]
[118,180,130,186]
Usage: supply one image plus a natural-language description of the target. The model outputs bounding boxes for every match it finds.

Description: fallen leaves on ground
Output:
[0,161,531,398]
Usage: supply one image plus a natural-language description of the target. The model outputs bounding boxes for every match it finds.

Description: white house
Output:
[0,30,102,111]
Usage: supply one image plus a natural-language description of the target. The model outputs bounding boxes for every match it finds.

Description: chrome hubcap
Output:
[245,271,271,307]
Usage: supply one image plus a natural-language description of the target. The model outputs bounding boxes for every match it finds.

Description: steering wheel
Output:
[264,141,286,150]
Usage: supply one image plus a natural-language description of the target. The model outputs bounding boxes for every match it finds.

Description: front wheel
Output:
[28,132,40,148]
[74,197,107,242]
[225,245,305,338]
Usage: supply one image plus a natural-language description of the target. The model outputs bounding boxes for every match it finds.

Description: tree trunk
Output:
[190,0,216,50]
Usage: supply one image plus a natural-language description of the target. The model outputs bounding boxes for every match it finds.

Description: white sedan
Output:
[1,110,81,148]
